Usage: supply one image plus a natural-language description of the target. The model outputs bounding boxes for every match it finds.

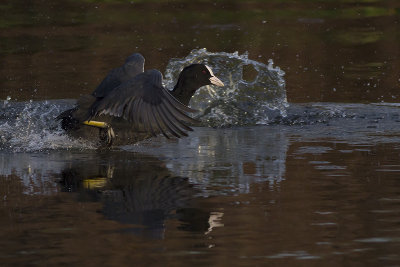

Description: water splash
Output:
[0,99,95,152]
[3,49,400,152]
[164,48,288,127]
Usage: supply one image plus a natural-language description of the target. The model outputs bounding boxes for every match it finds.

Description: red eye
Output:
[202,70,207,74]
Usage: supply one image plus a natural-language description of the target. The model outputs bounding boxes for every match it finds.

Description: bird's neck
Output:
[171,78,198,106]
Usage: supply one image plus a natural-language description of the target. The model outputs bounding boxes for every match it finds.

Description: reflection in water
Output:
[0,152,64,195]
[59,154,211,239]
[332,27,384,45]
[124,126,288,195]
[0,125,400,265]
[0,125,289,238]
[0,151,216,239]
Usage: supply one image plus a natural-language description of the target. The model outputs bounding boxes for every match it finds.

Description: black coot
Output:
[58,58,224,146]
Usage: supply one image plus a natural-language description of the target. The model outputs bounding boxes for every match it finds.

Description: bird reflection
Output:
[59,152,211,239]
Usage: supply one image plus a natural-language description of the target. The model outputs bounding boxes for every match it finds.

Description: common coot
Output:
[57,56,224,147]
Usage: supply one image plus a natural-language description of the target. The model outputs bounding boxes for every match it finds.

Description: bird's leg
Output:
[83,120,115,147]
[82,120,110,128]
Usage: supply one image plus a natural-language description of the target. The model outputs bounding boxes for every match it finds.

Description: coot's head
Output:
[172,64,224,105]
[179,64,224,88]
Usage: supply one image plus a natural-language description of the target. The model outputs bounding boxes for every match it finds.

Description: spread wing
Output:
[89,70,198,139]
[92,68,123,98]
[92,53,145,98]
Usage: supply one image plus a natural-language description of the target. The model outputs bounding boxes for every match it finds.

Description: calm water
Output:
[1,0,400,266]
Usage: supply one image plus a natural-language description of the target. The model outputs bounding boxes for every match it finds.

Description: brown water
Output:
[1,0,400,266]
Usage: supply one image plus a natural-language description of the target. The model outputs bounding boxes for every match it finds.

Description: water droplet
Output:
[163,49,287,127]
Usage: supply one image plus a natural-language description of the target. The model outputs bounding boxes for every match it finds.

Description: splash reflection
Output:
[124,126,289,195]
[60,153,217,239]
[0,151,222,239]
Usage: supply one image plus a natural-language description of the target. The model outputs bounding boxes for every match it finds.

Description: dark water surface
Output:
[1,0,400,266]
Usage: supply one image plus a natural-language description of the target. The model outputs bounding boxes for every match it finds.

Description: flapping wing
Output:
[92,53,145,98]
[92,68,124,98]
[89,70,198,139]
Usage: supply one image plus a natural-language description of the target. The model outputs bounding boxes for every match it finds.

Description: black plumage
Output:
[57,56,224,146]
[92,53,145,98]
[89,70,198,139]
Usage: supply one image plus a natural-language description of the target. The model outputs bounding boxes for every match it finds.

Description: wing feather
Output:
[155,106,182,138]
[144,103,156,137]
[161,88,198,113]
[156,105,188,137]
[159,103,194,132]
[161,94,199,124]
[150,107,171,139]
[89,70,198,139]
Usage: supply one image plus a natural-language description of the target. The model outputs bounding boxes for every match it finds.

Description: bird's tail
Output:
[56,95,97,130]
[74,94,97,122]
